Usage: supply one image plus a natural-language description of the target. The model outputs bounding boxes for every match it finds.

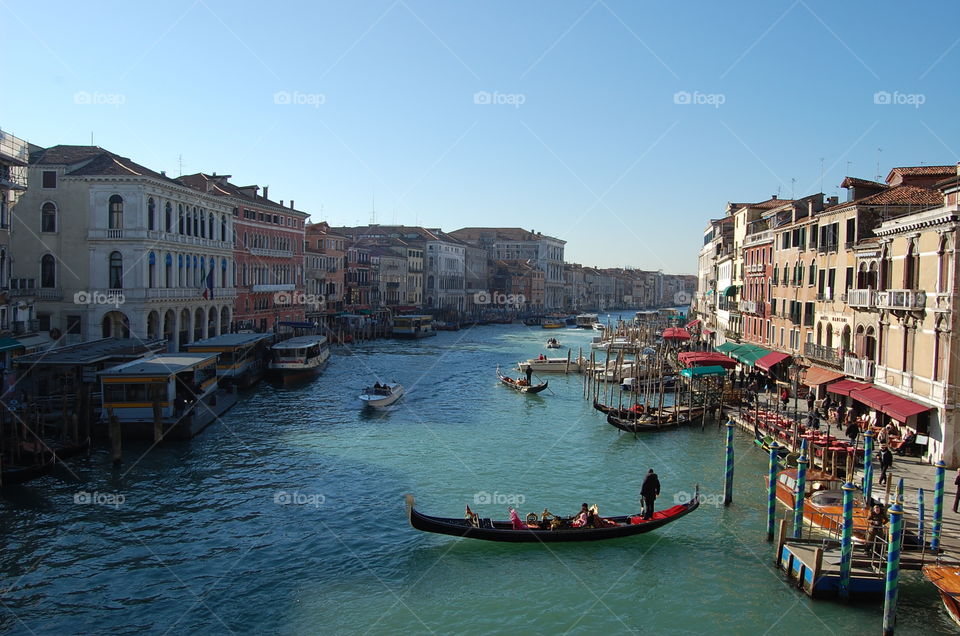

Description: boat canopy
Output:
[680,365,728,378]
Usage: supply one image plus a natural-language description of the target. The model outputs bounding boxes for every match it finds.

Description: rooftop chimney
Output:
[280,200,284,207]
[290,200,294,209]
[263,186,269,200]
[771,195,777,200]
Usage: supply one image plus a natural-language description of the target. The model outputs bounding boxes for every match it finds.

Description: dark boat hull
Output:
[606,413,680,433]
[497,372,548,394]
[406,494,699,542]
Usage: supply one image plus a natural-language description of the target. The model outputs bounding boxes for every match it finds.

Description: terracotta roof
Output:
[887,165,955,177]
[31,145,175,183]
[840,176,886,189]
[178,172,306,215]
[449,227,564,244]
[822,184,941,212]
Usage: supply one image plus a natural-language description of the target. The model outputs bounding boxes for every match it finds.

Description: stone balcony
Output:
[846,289,877,309]
[844,356,876,381]
[876,289,926,311]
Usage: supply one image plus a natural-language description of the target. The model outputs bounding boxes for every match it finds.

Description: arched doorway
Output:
[147,310,160,340]
[163,309,176,349]
[220,306,230,334]
[825,323,834,349]
[865,327,877,361]
[101,311,130,338]
[841,325,851,354]
[194,307,204,341]
[208,307,218,337]
[179,308,191,347]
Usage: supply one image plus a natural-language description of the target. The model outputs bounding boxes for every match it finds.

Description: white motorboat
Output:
[575,313,599,329]
[518,355,585,373]
[268,336,330,379]
[359,382,404,408]
[546,337,562,349]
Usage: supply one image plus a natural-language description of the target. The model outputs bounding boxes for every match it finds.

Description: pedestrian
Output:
[640,468,661,520]
[807,409,820,432]
[836,403,846,425]
[878,445,893,485]
[954,468,960,513]
[806,392,815,413]
[845,418,860,448]
[780,387,789,409]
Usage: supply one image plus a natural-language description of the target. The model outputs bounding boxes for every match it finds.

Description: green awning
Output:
[681,365,728,378]
[0,336,23,353]
[715,342,740,354]
[734,345,772,367]
[722,285,738,297]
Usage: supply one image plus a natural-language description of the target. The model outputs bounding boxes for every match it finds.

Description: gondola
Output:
[405,491,700,543]
[592,400,651,419]
[606,412,680,433]
[497,368,548,394]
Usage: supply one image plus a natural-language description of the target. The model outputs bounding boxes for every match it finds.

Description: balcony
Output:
[739,299,757,314]
[846,289,876,309]
[844,356,876,381]
[744,230,773,247]
[723,329,740,343]
[804,342,842,368]
[251,283,295,293]
[876,289,926,311]
[933,292,953,313]
[249,247,294,258]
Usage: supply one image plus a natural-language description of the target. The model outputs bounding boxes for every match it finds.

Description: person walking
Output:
[845,418,860,449]
[878,445,894,485]
[780,387,790,410]
[640,469,661,520]
[806,392,815,413]
[954,468,960,513]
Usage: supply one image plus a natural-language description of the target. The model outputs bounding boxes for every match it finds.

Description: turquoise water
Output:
[0,325,951,634]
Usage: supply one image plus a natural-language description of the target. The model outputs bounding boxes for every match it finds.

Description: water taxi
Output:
[517,355,584,373]
[575,313,599,329]
[359,382,405,408]
[99,352,237,439]
[184,333,272,388]
[924,566,960,629]
[268,335,330,379]
[393,315,436,338]
[541,319,565,329]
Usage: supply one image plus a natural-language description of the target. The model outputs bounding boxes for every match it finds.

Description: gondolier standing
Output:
[525,365,533,386]
[641,469,661,520]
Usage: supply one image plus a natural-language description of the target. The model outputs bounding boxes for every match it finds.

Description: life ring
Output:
[49,328,62,340]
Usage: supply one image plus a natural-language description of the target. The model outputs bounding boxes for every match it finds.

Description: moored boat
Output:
[497,368,548,394]
[393,315,436,338]
[771,468,871,540]
[575,313,599,329]
[268,335,330,379]
[359,382,404,408]
[541,319,565,329]
[405,491,700,542]
[924,565,960,629]
[518,355,584,373]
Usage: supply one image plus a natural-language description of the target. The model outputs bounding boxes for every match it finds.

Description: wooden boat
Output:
[541,320,565,329]
[924,565,960,629]
[497,368,548,394]
[359,382,404,408]
[593,400,650,419]
[546,337,562,349]
[405,491,700,543]
[607,412,681,433]
[771,468,871,540]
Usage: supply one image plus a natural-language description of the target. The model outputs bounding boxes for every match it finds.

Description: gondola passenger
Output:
[571,503,589,528]
[509,507,528,530]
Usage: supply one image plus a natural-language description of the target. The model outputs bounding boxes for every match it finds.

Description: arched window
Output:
[108,195,124,229]
[208,213,214,239]
[192,207,199,236]
[148,252,156,288]
[199,210,206,238]
[148,197,156,231]
[40,254,56,288]
[165,202,173,232]
[904,241,919,289]
[178,254,184,286]
[221,216,227,242]
[165,253,173,288]
[109,251,123,289]
[41,202,57,232]
[178,204,185,234]
[221,258,228,287]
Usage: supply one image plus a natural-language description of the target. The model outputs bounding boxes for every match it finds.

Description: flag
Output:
[201,260,214,300]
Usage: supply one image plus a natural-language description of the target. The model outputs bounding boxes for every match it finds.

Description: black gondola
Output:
[497,369,548,394]
[606,408,705,433]
[592,400,650,419]
[405,491,700,543]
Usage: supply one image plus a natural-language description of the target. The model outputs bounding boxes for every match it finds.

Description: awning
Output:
[14,334,54,351]
[715,342,739,354]
[662,327,691,340]
[685,319,701,329]
[755,351,790,372]
[0,336,22,353]
[802,366,845,387]
[827,379,871,397]
[722,285,738,297]
[677,352,737,369]
[732,345,770,367]
[680,365,728,378]
[850,387,898,411]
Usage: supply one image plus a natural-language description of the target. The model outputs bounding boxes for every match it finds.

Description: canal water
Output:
[0,323,951,634]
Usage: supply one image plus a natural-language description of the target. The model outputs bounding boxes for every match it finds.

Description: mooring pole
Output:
[882,478,905,636]
[766,441,779,541]
[724,419,734,506]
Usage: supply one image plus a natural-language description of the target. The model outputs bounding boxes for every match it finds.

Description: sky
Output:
[2,1,958,275]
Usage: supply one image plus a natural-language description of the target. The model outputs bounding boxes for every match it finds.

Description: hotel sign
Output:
[819,312,851,327]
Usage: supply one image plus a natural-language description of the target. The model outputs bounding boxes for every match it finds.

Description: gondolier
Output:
[641,469,660,520]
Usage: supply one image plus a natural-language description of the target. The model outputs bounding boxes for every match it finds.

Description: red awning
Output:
[702,328,714,335]
[662,327,691,340]
[685,319,701,329]
[827,379,871,396]
[849,387,897,411]
[755,351,790,372]
[802,366,845,387]
[677,352,737,369]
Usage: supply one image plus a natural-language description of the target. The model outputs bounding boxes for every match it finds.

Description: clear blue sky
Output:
[2,1,958,274]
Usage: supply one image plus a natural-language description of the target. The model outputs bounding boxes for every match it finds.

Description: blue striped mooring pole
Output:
[792,439,809,539]
[931,460,946,552]
[917,488,925,547]
[724,420,735,506]
[882,478,905,635]
[863,429,875,503]
[839,481,855,599]
[767,441,779,541]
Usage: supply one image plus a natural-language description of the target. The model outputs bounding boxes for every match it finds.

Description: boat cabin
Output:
[392,315,435,338]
